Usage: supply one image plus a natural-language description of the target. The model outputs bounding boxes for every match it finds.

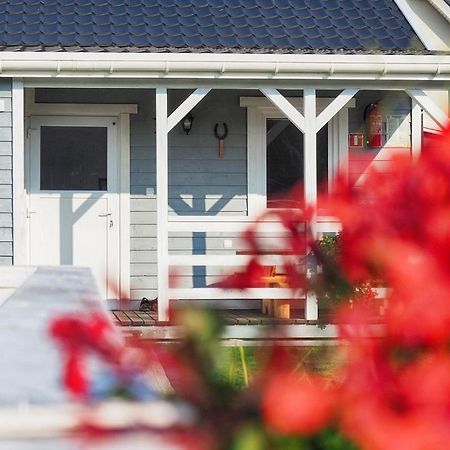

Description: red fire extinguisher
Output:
[364,102,383,148]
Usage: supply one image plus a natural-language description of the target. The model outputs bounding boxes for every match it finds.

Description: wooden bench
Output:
[235,253,293,319]
[261,268,290,319]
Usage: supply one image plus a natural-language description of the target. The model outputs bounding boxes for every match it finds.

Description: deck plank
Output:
[125,311,145,326]
[113,310,132,326]
[226,311,250,325]
[135,311,156,326]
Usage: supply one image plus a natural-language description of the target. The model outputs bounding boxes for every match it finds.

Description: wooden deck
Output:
[111,309,314,327]
[109,309,365,343]
[111,309,385,343]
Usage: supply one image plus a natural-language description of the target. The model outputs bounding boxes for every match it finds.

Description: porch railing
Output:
[157,215,341,322]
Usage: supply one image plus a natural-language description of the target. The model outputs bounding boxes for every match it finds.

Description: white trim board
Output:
[12,80,27,265]
[427,0,450,22]
[394,0,450,51]
[27,102,138,116]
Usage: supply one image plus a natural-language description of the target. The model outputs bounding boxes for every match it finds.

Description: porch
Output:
[8,59,449,326]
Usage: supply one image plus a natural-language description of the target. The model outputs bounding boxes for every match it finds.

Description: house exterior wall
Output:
[0,79,12,265]
[35,88,248,301]
[31,88,422,303]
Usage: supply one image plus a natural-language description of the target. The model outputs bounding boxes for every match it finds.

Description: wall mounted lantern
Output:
[182,113,194,135]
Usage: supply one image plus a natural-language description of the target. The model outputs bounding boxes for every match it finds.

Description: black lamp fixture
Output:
[182,113,194,135]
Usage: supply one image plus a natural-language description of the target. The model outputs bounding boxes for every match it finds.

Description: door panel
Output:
[28,116,119,300]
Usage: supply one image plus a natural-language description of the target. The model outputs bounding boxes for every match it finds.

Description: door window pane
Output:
[40,126,107,191]
[266,119,328,208]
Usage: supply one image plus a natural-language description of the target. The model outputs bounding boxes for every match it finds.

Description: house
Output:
[0,0,448,323]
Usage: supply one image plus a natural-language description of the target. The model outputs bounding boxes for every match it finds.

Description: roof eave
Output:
[1,51,450,81]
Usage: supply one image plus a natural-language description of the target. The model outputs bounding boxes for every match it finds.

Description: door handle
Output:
[98,212,113,228]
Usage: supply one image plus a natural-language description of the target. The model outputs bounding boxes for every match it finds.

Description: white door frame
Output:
[24,98,137,299]
[241,97,355,216]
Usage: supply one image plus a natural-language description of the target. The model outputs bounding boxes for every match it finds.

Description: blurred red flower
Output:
[263,371,336,435]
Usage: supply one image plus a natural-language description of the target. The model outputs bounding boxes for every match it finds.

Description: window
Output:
[40,126,107,191]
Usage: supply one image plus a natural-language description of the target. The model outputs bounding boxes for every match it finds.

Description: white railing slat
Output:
[168,254,299,266]
[169,287,304,300]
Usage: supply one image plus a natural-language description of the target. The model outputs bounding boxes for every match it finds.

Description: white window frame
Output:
[241,97,354,216]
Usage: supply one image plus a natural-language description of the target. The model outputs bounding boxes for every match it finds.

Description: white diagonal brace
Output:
[260,87,305,133]
[167,87,211,132]
[315,88,358,132]
[406,89,448,130]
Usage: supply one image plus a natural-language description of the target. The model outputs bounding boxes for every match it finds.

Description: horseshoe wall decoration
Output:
[214,122,228,158]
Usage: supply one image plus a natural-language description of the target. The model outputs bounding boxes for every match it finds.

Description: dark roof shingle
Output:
[0,0,425,54]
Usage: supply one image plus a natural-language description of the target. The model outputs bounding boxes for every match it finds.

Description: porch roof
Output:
[0,0,427,55]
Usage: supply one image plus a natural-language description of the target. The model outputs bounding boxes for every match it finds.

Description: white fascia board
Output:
[427,0,450,23]
[394,0,450,51]
[0,52,449,81]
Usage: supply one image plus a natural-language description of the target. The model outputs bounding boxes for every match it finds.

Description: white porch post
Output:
[156,87,169,322]
[304,88,319,321]
[304,88,317,231]
[411,100,422,161]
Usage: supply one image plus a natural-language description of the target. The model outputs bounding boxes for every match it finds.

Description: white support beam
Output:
[303,88,317,218]
[118,113,131,300]
[303,88,319,322]
[260,88,305,133]
[156,87,169,322]
[166,87,211,133]
[315,88,358,133]
[406,89,448,130]
[12,80,27,265]
[411,100,422,161]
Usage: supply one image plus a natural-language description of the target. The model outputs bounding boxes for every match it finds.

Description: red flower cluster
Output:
[333,127,450,450]
[49,311,125,398]
[218,208,310,290]
[261,127,450,448]
[263,370,336,435]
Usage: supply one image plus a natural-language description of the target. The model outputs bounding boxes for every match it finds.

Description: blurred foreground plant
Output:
[51,126,450,450]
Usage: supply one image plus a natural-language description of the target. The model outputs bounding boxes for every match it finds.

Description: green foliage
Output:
[312,233,376,318]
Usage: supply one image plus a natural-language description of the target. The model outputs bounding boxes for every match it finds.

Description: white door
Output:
[28,116,120,300]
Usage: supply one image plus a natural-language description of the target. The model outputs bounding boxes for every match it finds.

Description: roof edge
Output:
[1,52,450,81]
[394,0,450,51]
[427,0,450,23]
